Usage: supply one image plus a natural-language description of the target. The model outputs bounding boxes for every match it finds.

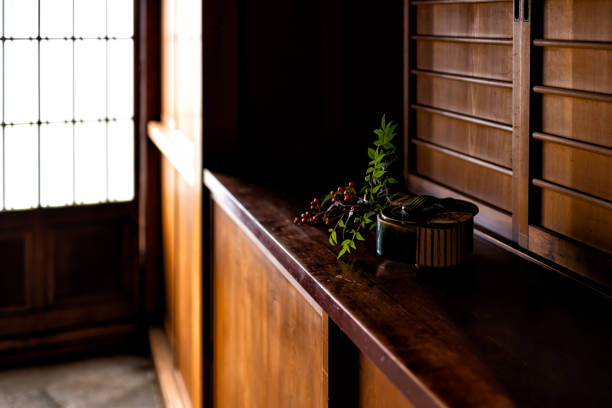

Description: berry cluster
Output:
[293,181,359,226]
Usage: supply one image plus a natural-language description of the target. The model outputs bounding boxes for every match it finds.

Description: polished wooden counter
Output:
[204,170,612,408]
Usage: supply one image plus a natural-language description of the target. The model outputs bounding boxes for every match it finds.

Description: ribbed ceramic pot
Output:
[376,196,478,267]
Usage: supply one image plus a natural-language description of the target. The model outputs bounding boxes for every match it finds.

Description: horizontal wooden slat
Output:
[541,48,612,94]
[539,93,612,148]
[528,226,612,290]
[533,132,612,157]
[414,1,512,39]
[414,142,512,211]
[414,106,512,167]
[533,179,612,211]
[415,39,512,81]
[534,39,612,50]
[405,173,512,240]
[543,0,612,43]
[412,69,512,88]
[412,139,512,175]
[533,85,612,103]
[535,182,612,254]
[413,0,511,5]
[539,142,612,202]
[415,73,512,124]
[412,104,512,131]
[413,35,512,45]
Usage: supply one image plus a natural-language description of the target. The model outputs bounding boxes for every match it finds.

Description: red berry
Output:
[337,187,344,193]
[300,213,305,218]
[344,196,350,202]
[349,181,355,187]
[331,198,336,203]
[330,190,335,196]
[310,205,315,210]
[313,198,319,204]
[305,211,309,216]
[351,206,355,212]
[312,216,318,222]
[293,217,299,224]
[325,218,331,225]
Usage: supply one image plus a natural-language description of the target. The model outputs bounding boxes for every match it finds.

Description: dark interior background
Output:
[204,0,404,192]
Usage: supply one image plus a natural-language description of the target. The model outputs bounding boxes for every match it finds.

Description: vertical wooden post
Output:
[512,0,531,246]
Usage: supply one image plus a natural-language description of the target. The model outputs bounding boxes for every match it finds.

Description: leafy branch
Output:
[294,115,399,259]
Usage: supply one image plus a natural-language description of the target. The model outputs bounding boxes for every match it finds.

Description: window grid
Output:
[0,0,134,211]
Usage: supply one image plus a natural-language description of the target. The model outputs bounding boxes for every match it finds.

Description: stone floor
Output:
[0,355,163,408]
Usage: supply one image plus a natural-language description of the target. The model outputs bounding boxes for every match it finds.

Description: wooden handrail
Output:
[147,121,195,186]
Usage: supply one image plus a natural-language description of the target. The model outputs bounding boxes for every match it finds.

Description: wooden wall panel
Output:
[541,142,612,202]
[539,188,612,255]
[415,108,512,168]
[415,74,512,125]
[416,40,512,81]
[359,352,414,408]
[0,232,31,312]
[540,95,612,148]
[161,156,177,348]
[213,204,326,408]
[543,0,612,42]
[415,144,512,212]
[47,221,133,305]
[156,0,202,406]
[415,2,512,38]
[542,48,612,94]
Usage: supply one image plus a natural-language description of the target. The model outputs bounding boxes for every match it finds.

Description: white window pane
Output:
[41,0,73,38]
[108,121,134,201]
[74,0,106,38]
[5,41,38,124]
[108,0,133,38]
[5,125,38,210]
[108,40,134,119]
[41,41,73,122]
[41,123,73,207]
[75,122,106,204]
[75,40,106,121]
[4,0,38,38]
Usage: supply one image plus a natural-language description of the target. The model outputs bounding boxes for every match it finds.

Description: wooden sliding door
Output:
[148,0,202,406]
[404,0,612,287]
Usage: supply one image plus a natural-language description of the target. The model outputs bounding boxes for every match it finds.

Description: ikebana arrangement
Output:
[293,115,400,259]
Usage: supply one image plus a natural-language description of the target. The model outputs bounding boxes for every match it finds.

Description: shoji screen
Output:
[405,0,612,287]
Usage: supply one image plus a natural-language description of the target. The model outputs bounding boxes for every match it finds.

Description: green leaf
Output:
[388,177,399,184]
[373,129,383,137]
[355,232,365,241]
[374,141,383,147]
[331,230,337,244]
[349,241,357,250]
[372,185,382,193]
[367,147,376,159]
[337,246,348,259]
[341,239,352,247]
[366,167,374,174]
[338,219,345,228]
[374,170,385,178]
[381,115,386,129]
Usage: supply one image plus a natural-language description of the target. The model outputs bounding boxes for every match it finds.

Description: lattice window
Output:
[0,0,134,211]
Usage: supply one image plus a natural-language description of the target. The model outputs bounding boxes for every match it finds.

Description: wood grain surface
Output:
[212,204,326,408]
[205,170,612,408]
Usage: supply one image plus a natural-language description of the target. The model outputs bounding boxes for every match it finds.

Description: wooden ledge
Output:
[204,170,612,408]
